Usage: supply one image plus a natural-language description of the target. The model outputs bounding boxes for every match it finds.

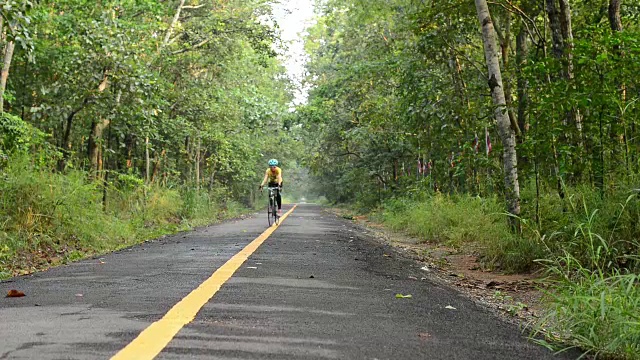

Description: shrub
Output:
[0,154,251,278]
[533,252,640,359]
[379,193,544,271]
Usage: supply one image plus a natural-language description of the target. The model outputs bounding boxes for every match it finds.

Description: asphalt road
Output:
[0,204,575,359]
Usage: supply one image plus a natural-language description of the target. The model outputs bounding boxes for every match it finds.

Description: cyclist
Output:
[259,159,283,215]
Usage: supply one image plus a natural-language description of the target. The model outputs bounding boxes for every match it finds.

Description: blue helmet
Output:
[268,159,278,166]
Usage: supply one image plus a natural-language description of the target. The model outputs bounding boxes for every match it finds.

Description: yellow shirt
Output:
[265,167,282,183]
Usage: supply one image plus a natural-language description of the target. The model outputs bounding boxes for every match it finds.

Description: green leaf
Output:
[395,293,412,299]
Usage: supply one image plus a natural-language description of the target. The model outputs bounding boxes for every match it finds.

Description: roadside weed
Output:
[0,155,251,277]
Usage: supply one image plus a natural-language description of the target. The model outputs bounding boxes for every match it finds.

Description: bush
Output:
[533,252,640,359]
[0,154,251,278]
[379,193,543,271]
[0,113,60,166]
[521,182,640,273]
[372,185,640,356]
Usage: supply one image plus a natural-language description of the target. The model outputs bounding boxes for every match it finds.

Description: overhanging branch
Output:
[171,38,212,55]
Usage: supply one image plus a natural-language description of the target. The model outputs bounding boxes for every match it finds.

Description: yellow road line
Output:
[111,205,298,360]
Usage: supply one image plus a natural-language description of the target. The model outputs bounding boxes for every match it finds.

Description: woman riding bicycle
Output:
[259,159,283,215]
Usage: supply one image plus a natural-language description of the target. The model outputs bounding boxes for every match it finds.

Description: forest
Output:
[297,0,640,357]
[0,0,305,277]
[1,0,639,358]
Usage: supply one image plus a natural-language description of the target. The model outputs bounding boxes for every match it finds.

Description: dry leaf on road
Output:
[6,290,26,298]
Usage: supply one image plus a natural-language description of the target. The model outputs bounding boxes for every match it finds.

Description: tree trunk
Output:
[558,0,583,145]
[516,27,529,138]
[88,119,110,178]
[0,40,15,113]
[184,135,193,182]
[449,53,470,110]
[151,149,166,183]
[608,0,622,32]
[101,118,112,211]
[195,136,201,188]
[494,12,521,137]
[164,0,186,46]
[475,0,521,224]
[57,99,90,171]
[558,0,575,77]
[546,0,564,60]
[393,159,398,185]
[608,0,627,175]
[546,0,583,179]
[145,136,150,183]
[57,71,108,171]
[162,150,168,187]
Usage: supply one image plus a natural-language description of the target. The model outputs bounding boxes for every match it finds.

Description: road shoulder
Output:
[326,207,547,330]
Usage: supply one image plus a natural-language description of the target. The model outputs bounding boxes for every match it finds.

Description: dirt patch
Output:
[332,208,547,327]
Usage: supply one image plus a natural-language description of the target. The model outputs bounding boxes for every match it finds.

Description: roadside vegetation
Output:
[0,1,302,278]
[3,0,639,358]
[0,154,248,279]
[297,0,640,358]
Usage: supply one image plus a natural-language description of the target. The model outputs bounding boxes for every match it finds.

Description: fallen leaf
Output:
[395,293,413,299]
[445,305,456,310]
[6,290,25,298]
[408,276,418,280]
[418,332,431,339]
[75,294,83,297]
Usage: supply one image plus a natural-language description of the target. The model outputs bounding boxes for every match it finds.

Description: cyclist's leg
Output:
[267,182,279,210]
[269,181,282,214]
[277,181,283,210]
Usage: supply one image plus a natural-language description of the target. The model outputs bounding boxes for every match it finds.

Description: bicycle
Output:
[266,186,281,226]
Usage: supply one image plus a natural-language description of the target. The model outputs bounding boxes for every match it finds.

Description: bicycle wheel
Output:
[267,197,274,226]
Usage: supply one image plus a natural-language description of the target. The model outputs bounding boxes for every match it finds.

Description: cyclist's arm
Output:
[276,172,283,187]
[259,170,269,188]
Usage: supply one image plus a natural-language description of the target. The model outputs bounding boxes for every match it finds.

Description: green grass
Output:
[533,253,640,359]
[0,155,251,279]
[378,193,543,272]
[520,182,640,274]
[530,204,640,359]
[371,184,640,358]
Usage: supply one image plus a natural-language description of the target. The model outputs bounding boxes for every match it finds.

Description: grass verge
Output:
[533,254,640,359]
[0,156,251,279]
[358,186,640,359]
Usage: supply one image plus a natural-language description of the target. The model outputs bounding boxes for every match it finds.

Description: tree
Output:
[474,0,520,224]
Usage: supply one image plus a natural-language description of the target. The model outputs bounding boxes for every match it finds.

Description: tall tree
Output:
[608,0,622,32]
[474,0,521,223]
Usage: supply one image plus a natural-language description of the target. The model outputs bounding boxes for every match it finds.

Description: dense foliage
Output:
[301,0,640,209]
[298,0,640,357]
[0,0,302,275]
[9,0,295,190]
